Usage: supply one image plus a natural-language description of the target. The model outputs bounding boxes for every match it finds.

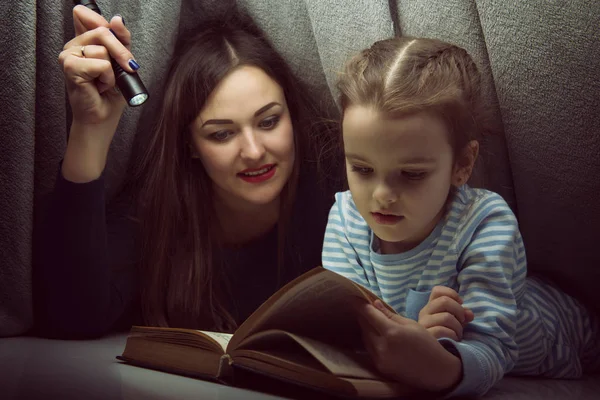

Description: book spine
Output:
[217,354,234,379]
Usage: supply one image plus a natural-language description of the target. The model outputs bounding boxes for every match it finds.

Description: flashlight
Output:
[75,0,149,107]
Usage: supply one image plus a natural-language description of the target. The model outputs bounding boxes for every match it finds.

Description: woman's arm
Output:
[33,168,137,339]
[33,5,142,339]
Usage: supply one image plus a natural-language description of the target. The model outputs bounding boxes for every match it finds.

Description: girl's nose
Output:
[373,181,398,206]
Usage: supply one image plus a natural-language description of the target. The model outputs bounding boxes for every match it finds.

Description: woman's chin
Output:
[241,191,281,207]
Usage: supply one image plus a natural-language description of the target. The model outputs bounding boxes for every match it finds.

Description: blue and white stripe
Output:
[322,185,599,397]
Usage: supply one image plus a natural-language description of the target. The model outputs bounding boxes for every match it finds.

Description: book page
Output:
[286,333,379,379]
[128,326,227,354]
[197,331,232,352]
[231,267,392,351]
[236,329,380,379]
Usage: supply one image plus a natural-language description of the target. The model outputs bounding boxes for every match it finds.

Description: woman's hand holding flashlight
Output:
[59,5,137,183]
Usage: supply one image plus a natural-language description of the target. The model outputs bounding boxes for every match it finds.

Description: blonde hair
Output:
[338,36,486,155]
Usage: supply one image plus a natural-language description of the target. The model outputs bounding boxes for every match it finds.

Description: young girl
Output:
[322,36,600,397]
[35,5,339,338]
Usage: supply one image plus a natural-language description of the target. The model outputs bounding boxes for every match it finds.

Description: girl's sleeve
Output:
[34,166,138,339]
[321,192,371,288]
[439,194,526,397]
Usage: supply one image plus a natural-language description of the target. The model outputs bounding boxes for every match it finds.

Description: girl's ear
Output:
[451,140,479,186]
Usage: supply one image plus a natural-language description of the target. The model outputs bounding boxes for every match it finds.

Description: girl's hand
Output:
[58,5,137,127]
[357,300,463,392]
[418,286,475,341]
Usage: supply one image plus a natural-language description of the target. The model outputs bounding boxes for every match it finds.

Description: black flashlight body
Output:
[75,0,149,106]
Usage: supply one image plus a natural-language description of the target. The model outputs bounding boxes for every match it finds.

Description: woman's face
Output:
[190,66,295,211]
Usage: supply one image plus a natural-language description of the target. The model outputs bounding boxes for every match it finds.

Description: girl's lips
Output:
[371,212,404,225]
[237,164,276,183]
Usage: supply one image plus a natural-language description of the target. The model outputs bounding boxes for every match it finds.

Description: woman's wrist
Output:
[62,122,116,183]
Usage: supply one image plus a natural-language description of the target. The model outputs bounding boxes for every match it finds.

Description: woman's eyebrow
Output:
[201,102,282,128]
[201,119,233,127]
[254,101,281,116]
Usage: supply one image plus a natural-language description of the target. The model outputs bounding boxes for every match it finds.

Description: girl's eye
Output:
[210,130,234,142]
[403,171,427,180]
[351,165,373,176]
[258,115,280,130]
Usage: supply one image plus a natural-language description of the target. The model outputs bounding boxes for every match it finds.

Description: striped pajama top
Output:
[322,185,599,397]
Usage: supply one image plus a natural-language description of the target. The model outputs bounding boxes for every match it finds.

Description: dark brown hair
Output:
[125,11,329,332]
[337,36,486,155]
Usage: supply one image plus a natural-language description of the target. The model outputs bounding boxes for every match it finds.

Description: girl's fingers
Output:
[420,312,464,339]
[464,307,475,323]
[429,286,463,304]
[360,303,401,336]
[426,296,468,323]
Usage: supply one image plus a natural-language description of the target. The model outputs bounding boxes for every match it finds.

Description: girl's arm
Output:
[321,191,372,288]
[438,193,525,397]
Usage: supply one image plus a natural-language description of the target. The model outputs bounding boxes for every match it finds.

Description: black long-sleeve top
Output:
[34,163,336,339]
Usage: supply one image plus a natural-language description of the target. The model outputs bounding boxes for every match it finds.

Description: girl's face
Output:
[342,107,472,254]
[190,66,295,212]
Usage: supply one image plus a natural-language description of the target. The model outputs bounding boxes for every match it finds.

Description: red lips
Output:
[237,164,276,183]
[238,164,275,174]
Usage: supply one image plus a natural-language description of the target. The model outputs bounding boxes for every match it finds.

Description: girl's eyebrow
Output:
[345,153,369,162]
[345,153,436,165]
[399,156,437,164]
[200,102,282,128]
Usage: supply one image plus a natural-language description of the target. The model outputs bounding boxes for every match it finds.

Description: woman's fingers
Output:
[73,5,109,36]
[61,54,115,88]
[109,15,131,49]
[64,27,137,73]
[77,44,111,62]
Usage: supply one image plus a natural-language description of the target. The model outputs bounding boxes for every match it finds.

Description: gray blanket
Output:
[1,0,598,336]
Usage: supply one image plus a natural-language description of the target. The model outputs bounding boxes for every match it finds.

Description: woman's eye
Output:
[258,115,280,130]
[210,130,234,142]
[403,171,427,180]
[351,165,373,176]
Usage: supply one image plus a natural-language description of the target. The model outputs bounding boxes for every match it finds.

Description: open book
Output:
[117,267,413,398]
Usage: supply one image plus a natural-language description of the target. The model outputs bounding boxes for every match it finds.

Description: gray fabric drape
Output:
[1,0,598,336]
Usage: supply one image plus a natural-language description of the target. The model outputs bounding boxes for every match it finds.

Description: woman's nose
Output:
[240,128,266,161]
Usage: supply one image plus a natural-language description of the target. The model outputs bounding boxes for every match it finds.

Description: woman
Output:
[34,4,340,338]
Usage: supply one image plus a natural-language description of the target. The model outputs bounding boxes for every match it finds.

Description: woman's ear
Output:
[188,133,201,159]
[451,140,479,186]
[189,144,201,159]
